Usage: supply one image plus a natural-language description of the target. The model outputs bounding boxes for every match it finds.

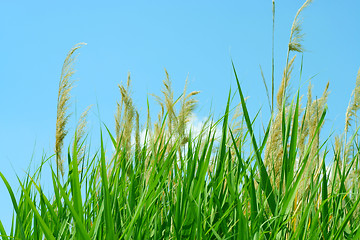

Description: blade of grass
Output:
[70,135,84,225]
[0,220,8,240]
[51,168,91,240]
[99,131,115,239]
[0,171,26,240]
[16,175,55,240]
[321,153,330,239]
[232,60,277,216]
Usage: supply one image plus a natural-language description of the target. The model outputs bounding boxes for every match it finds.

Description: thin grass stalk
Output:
[272,0,275,113]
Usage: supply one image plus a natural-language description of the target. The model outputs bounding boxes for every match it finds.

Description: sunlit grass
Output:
[1,1,360,239]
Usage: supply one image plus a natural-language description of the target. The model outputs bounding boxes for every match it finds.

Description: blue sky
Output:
[0,0,359,230]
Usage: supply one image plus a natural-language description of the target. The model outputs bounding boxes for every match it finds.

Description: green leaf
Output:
[0,171,26,240]
[232,61,277,216]
[100,131,115,239]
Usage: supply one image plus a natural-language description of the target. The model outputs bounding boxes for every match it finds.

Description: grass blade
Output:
[232,60,277,216]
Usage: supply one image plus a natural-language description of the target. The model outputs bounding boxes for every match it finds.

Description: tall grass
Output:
[1,1,360,239]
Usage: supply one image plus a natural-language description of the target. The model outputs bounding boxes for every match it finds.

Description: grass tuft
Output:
[2,2,360,239]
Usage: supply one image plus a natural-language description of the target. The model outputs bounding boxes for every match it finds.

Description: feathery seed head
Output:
[74,105,91,166]
[288,0,313,53]
[277,55,296,110]
[55,42,86,177]
[345,68,360,133]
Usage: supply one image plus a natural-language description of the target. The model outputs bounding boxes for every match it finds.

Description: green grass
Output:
[1,1,360,239]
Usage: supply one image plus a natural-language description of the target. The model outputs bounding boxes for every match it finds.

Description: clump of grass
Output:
[2,1,360,239]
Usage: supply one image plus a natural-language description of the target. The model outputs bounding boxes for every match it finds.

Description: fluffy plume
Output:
[264,109,285,187]
[288,0,313,53]
[115,72,132,143]
[277,55,296,110]
[74,105,91,167]
[55,42,86,177]
[135,111,140,156]
[151,69,200,152]
[298,81,313,156]
[298,82,329,196]
[345,68,360,133]
[178,77,200,144]
[162,69,176,136]
[229,98,248,148]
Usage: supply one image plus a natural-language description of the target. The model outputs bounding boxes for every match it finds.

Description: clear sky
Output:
[0,0,359,230]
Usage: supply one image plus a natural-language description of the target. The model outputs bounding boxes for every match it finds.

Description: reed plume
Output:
[151,69,177,150]
[345,68,360,134]
[265,0,313,187]
[115,72,133,144]
[135,111,140,156]
[229,99,248,149]
[298,82,313,155]
[309,82,329,159]
[162,69,176,136]
[277,0,312,111]
[55,42,86,177]
[342,68,360,194]
[277,55,296,110]
[178,78,200,144]
[298,82,329,196]
[74,105,91,167]
[149,69,200,159]
[152,95,165,152]
[265,55,296,187]
[288,0,313,54]
[119,85,135,151]
[264,109,284,187]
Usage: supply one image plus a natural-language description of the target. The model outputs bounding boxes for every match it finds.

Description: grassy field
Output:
[1,0,360,239]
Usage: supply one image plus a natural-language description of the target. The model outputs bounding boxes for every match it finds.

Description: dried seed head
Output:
[55,42,86,177]
[345,68,360,133]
